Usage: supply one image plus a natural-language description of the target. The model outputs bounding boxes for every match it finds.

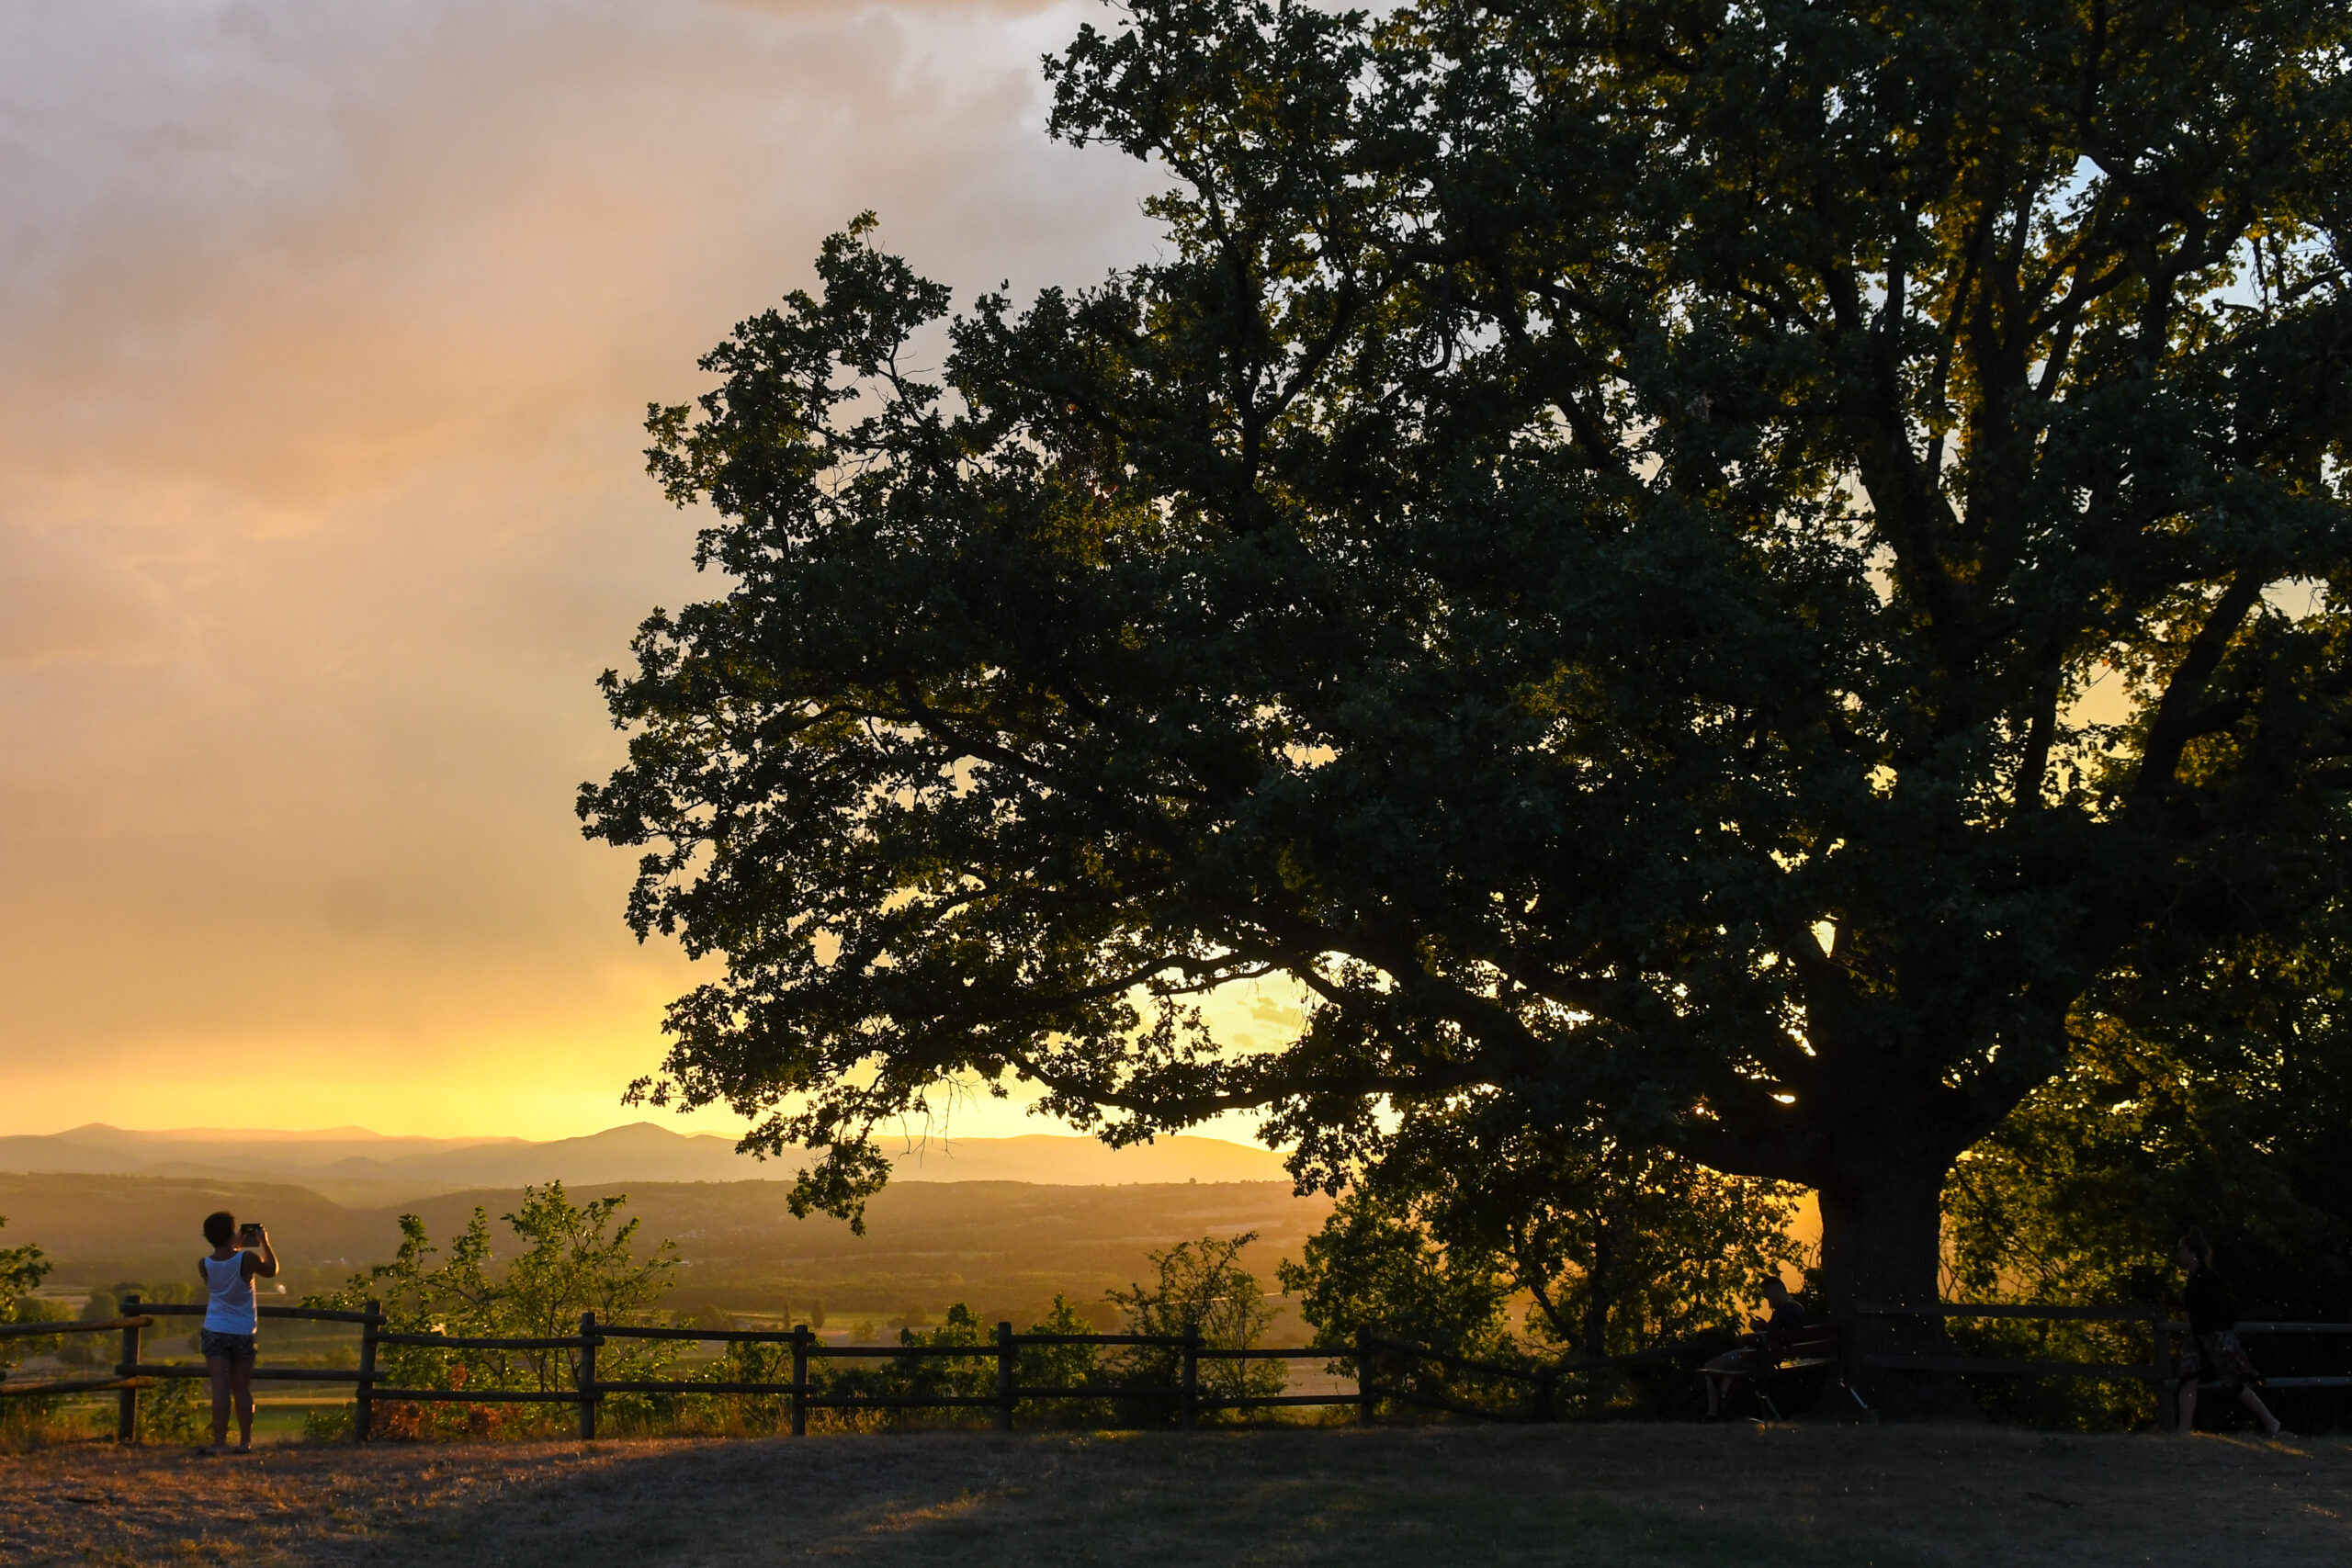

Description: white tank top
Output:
[201,1253,256,1335]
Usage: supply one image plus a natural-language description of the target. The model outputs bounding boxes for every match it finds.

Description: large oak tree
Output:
[583,0,2352,1320]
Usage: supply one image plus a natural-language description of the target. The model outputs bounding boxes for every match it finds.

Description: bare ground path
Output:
[5,1425,2346,1567]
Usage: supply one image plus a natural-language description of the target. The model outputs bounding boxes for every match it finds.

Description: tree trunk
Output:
[1815,1157,1969,1418]
[1582,1225,1610,1367]
[1815,1168,1945,1315]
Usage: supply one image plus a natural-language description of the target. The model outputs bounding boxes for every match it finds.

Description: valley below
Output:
[0,1123,1329,1337]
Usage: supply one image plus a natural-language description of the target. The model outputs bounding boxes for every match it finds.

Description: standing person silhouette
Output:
[198,1212,277,1455]
[2174,1229,2286,1439]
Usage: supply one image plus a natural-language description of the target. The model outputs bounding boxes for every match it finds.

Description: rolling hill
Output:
[0,1122,1291,1205]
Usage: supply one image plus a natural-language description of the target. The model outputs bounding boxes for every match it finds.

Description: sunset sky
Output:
[0,0,1297,1141]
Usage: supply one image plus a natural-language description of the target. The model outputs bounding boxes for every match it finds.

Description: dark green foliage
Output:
[1365,1108,1804,1362]
[1278,1190,1527,1416]
[0,1215,51,1316]
[1943,911,2352,1429]
[1105,1233,1285,1416]
[701,1334,794,1434]
[0,1216,55,1376]
[1281,1192,1511,1368]
[884,1301,995,1409]
[1285,1151,1801,1363]
[138,1371,204,1445]
[585,0,2352,1311]
[1015,1293,1110,1425]
[1281,1121,1800,1416]
[819,1294,1120,1428]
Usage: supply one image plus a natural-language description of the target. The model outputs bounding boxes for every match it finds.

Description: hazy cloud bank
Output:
[0,0,1181,1137]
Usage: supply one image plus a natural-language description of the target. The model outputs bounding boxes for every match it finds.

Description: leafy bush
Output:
[306,1182,679,1438]
[0,1215,56,1378]
[698,1334,796,1436]
[0,1225,109,1452]
[302,1403,356,1442]
[1017,1294,1109,1427]
[140,1371,205,1445]
[1282,1126,1806,1421]
[816,1303,992,1430]
[1105,1235,1284,1421]
[1277,1191,1522,1413]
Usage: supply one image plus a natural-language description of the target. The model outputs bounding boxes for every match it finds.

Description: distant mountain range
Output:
[0,1121,1291,1205]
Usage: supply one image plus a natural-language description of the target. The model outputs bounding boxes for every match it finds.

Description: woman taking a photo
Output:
[198,1211,277,1454]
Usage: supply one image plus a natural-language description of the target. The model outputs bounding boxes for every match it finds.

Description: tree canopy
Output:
[583,0,2352,1312]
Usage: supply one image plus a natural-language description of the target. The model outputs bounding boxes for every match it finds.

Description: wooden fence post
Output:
[578,1311,598,1442]
[355,1299,380,1443]
[1355,1325,1374,1427]
[1180,1322,1200,1432]
[2150,1303,2173,1433]
[116,1293,142,1443]
[792,1325,810,1438]
[1536,1366,1559,1423]
[995,1322,1016,1433]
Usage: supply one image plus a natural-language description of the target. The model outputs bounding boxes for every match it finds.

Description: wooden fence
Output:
[1856,1301,2352,1427]
[1,1294,1370,1441]
[6,1294,2348,1438]
[1357,1306,2352,1425]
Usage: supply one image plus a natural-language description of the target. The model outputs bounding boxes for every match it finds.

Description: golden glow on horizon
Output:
[3,969,1289,1145]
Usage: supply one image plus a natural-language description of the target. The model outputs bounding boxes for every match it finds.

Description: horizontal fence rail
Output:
[0,1315,164,1404]
[0,1314,154,1341]
[126,1365,373,1385]
[135,1303,379,1324]
[372,1333,585,1350]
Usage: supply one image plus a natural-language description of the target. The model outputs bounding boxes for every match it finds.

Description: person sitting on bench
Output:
[1703,1276,1805,1419]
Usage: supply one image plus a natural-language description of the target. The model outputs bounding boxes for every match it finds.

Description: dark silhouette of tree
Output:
[583,0,2352,1325]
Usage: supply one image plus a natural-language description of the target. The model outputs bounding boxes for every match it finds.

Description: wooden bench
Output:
[1711,1323,1852,1420]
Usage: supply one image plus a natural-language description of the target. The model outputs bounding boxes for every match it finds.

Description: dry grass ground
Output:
[3,1423,2346,1567]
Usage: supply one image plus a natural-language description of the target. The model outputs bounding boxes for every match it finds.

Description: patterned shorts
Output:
[199,1329,257,1365]
[2179,1330,2260,1393]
